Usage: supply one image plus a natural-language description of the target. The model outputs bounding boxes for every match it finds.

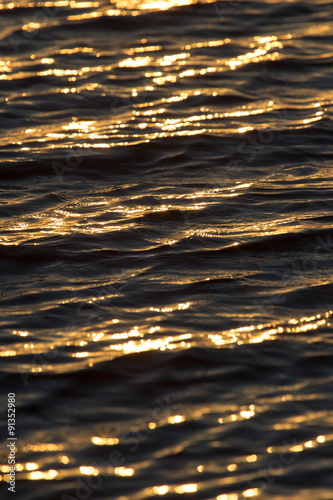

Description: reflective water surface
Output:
[0,0,333,498]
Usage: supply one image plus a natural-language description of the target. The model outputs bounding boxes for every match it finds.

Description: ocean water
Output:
[0,0,333,498]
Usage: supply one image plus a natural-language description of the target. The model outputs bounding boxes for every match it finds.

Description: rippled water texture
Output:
[0,0,333,499]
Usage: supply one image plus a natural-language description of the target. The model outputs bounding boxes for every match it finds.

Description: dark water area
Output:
[0,0,333,498]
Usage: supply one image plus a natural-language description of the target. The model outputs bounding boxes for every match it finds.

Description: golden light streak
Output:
[174,483,197,493]
[91,437,119,446]
[80,466,99,475]
[114,467,134,477]
[242,488,259,498]
[168,415,185,424]
[153,485,169,495]
[29,470,58,480]
[26,463,39,471]
[217,495,239,500]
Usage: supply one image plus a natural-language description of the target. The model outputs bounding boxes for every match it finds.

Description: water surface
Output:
[0,0,333,499]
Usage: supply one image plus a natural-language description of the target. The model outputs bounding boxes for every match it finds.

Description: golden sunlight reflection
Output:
[243,489,260,498]
[2,2,333,498]
[109,334,192,354]
[12,330,29,337]
[150,302,190,312]
[217,495,239,500]
[22,434,333,484]
[168,415,185,424]
[8,91,323,153]
[80,466,99,475]
[209,310,332,347]
[119,56,153,68]
[218,405,256,425]
[114,467,134,477]
[2,429,332,485]
[113,0,215,11]
[23,443,63,452]
[8,458,141,482]
[174,483,198,493]
[29,470,58,480]
[0,311,332,363]
[91,437,119,446]
[26,463,39,471]
[4,29,293,143]
[267,433,331,456]
[67,11,102,21]
[217,490,259,499]
[153,485,169,495]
